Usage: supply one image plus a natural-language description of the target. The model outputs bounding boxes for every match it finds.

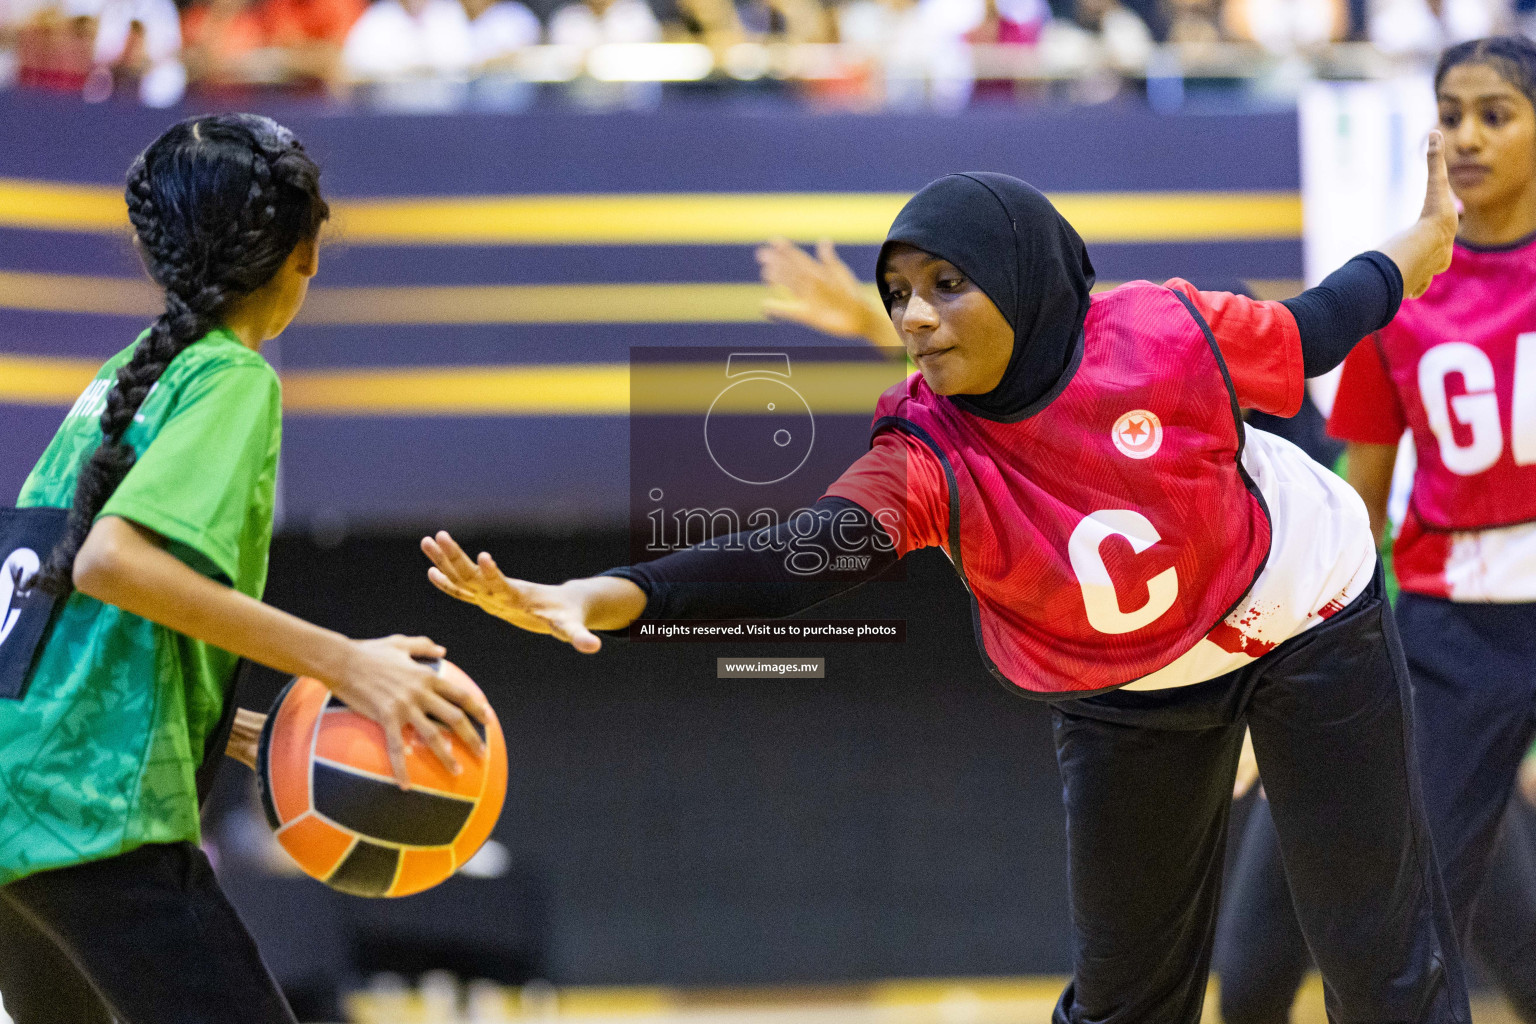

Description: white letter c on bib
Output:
[1068,510,1179,635]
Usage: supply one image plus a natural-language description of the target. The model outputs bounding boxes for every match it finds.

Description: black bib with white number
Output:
[0,507,70,700]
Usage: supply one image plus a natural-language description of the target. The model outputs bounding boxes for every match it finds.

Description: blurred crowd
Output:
[0,0,1532,107]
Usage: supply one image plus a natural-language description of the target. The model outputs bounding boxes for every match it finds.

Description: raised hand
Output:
[757,237,896,345]
[1381,131,1459,301]
[1413,129,1459,295]
[421,531,609,653]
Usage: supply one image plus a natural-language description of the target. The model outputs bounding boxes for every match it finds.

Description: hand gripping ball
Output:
[256,661,507,897]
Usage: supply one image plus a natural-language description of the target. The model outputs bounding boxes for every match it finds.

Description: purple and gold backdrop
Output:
[0,94,1301,533]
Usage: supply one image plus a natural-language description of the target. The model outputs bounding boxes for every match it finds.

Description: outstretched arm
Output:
[424,432,949,651]
[420,533,647,654]
[422,498,900,653]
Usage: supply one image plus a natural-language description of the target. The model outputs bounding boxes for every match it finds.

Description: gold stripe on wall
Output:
[0,271,775,323]
[0,356,900,415]
[0,354,101,404]
[284,364,631,414]
[0,270,1306,323]
[338,193,912,245]
[285,360,898,415]
[0,180,129,233]
[299,282,772,325]
[0,271,161,317]
[1022,192,1301,245]
[0,178,1303,245]
[340,191,1303,244]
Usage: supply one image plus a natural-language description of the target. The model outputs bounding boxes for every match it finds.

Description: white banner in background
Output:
[1300,75,1438,288]
[1300,77,1434,528]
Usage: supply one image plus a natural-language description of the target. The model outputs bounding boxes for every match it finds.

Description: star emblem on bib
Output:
[1112,409,1162,459]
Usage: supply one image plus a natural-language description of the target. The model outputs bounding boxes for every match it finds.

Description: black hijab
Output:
[876,172,1095,420]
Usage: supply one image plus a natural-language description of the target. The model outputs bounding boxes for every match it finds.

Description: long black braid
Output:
[36,114,329,596]
[1437,35,1536,109]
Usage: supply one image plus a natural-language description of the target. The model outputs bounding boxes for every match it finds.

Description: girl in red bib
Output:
[1217,36,1536,1024]
[425,146,1464,1023]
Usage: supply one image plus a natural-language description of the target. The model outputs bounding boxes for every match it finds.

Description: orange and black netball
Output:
[255,662,507,898]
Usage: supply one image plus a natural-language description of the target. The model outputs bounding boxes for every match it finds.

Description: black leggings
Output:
[0,842,295,1024]
[1215,594,1536,1024]
[0,894,113,1024]
[1216,795,1536,1024]
[1050,570,1467,1024]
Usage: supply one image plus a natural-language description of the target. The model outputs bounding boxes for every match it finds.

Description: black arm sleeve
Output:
[1281,251,1404,378]
[598,496,898,621]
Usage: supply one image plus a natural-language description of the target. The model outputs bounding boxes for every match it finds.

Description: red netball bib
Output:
[875,282,1271,696]
[1377,239,1536,531]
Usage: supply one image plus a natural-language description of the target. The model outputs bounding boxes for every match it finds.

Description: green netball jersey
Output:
[0,328,281,885]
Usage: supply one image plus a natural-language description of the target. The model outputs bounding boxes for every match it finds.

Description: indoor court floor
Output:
[343,975,1526,1024]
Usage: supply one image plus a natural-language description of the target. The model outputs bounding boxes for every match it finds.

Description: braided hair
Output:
[36,114,329,596]
[1436,35,1536,110]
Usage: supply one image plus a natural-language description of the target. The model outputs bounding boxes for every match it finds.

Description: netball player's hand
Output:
[1415,130,1459,286]
[1233,728,1261,800]
[757,238,897,346]
[225,708,267,771]
[1382,130,1459,300]
[330,633,490,788]
[421,531,639,653]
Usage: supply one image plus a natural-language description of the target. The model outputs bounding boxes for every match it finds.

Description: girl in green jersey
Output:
[0,115,489,1024]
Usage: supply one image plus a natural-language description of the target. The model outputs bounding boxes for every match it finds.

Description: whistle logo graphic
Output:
[0,548,41,649]
[704,353,816,486]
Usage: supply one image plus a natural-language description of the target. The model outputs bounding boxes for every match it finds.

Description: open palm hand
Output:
[421,531,602,652]
[757,237,883,340]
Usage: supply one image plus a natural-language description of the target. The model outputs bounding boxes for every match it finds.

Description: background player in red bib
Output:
[425,148,1462,1022]
[1337,32,1536,1013]
[1212,36,1536,1024]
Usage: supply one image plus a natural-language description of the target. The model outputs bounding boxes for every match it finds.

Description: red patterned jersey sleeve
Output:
[823,428,949,558]
[1327,335,1407,444]
[1165,278,1304,417]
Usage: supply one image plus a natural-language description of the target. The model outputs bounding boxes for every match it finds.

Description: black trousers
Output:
[1050,571,1469,1024]
[1404,595,1536,947]
[1216,795,1536,1024]
[1216,594,1536,1024]
[0,894,114,1024]
[0,842,295,1024]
